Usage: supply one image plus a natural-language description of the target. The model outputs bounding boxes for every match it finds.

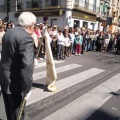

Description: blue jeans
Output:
[57,44,64,59]
[70,43,75,54]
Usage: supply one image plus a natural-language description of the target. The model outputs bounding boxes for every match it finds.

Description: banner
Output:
[44,29,57,92]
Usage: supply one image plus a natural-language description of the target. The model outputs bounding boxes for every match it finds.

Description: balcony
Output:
[45,0,59,7]
[73,0,100,13]
[26,1,42,9]
[44,0,61,9]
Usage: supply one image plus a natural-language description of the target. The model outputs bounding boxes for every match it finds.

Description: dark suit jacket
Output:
[0,26,34,95]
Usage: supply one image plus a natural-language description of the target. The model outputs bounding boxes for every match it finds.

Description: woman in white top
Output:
[69,28,75,55]
[103,35,110,52]
[56,29,65,60]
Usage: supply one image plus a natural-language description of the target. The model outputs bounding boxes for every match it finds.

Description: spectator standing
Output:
[69,28,75,55]
[103,35,110,52]
[56,29,65,60]
[50,33,57,57]
[74,31,83,56]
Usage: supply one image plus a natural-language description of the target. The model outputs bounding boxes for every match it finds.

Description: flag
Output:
[44,28,57,92]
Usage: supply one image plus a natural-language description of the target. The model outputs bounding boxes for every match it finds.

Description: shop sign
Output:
[72,11,96,21]
[84,16,89,19]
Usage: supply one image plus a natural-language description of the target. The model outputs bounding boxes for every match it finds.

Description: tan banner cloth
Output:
[44,29,57,92]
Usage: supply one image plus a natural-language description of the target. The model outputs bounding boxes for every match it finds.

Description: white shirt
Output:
[57,33,65,46]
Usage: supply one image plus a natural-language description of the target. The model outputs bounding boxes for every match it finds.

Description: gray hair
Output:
[18,12,36,27]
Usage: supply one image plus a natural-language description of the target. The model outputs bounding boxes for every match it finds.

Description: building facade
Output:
[109,0,120,32]
[0,0,100,30]
[97,0,120,32]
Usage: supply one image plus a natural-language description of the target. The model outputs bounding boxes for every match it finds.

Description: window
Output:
[83,21,88,29]
[45,0,58,7]
[74,20,80,28]
[90,23,94,30]
[51,0,58,6]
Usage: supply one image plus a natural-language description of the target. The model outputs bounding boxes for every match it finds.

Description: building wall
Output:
[109,0,119,32]
[0,0,101,31]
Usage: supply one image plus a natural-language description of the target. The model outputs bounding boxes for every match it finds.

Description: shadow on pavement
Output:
[97,51,120,64]
[86,109,120,120]
[110,92,120,97]
[32,83,50,92]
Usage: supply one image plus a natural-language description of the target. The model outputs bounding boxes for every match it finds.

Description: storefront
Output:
[72,10,97,30]
[14,9,98,30]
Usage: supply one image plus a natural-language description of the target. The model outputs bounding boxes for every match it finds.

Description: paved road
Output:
[0,51,120,120]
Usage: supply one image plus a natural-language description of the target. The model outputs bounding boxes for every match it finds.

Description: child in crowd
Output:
[64,33,71,58]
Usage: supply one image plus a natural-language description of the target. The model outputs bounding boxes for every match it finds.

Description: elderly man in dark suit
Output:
[0,12,36,120]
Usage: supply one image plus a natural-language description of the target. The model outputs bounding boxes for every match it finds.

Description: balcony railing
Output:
[74,0,100,13]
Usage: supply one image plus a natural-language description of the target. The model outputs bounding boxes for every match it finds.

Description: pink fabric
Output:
[35,29,41,37]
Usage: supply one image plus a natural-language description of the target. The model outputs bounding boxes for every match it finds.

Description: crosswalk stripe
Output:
[33,64,82,81]
[27,68,105,106]
[35,60,64,68]
[43,73,120,120]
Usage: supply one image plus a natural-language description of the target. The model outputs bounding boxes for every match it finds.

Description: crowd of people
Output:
[0,18,120,61]
[29,22,120,60]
